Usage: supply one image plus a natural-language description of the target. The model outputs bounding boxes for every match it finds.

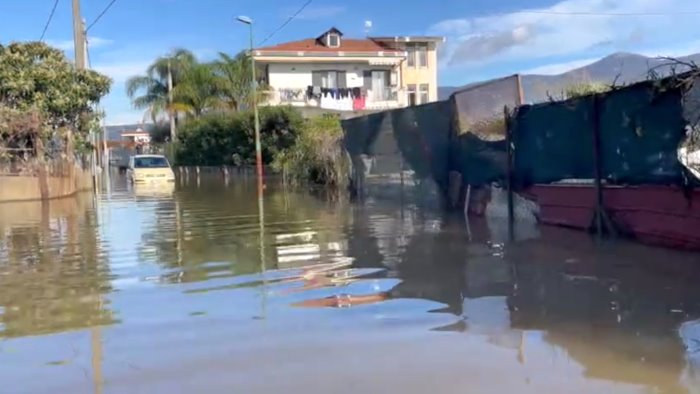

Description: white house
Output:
[254,28,444,112]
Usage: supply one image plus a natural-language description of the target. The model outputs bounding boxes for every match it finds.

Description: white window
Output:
[322,71,338,88]
[417,44,428,67]
[313,70,348,89]
[420,84,429,104]
[328,34,340,48]
[406,43,416,68]
[407,84,417,106]
[371,71,388,101]
[406,43,428,68]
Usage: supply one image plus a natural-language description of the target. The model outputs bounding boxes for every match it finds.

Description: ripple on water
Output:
[1,176,700,392]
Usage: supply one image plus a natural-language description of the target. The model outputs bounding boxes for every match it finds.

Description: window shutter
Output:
[384,71,390,86]
[338,71,347,88]
[312,71,323,86]
[363,71,371,89]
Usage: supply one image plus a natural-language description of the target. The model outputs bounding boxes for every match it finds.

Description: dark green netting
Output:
[450,132,507,187]
[342,112,386,156]
[513,97,595,185]
[599,84,686,184]
[513,81,690,186]
[391,101,452,193]
[341,101,454,206]
[344,74,698,207]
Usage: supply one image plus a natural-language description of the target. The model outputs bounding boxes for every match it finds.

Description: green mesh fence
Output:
[513,96,595,185]
[448,76,521,189]
[341,101,453,207]
[343,74,698,207]
[450,132,507,187]
[513,79,691,186]
[391,101,452,192]
[599,83,686,184]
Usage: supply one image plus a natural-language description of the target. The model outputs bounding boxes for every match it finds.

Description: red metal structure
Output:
[523,184,700,250]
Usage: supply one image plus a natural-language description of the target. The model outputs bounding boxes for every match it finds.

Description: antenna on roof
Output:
[364,20,373,36]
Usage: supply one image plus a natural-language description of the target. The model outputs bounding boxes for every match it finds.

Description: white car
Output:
[127,155,176,184]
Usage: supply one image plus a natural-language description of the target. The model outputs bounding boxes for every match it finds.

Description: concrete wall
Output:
[0,192,93,228]
[0,169,93,203]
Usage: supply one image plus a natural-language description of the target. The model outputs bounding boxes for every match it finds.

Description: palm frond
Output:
[126,75,156,98]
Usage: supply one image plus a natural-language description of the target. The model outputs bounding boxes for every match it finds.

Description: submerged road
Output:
[0,174,699,393]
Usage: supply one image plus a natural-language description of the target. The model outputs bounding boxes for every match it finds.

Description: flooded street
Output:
[1,174,700,393]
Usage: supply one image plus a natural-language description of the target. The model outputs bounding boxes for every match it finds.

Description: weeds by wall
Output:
[272,115,349,188]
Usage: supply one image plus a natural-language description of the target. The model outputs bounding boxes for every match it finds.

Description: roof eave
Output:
[370,36,446,43]
[254,50,406,58]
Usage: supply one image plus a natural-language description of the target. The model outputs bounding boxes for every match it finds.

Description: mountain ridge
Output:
[439,51,700,103]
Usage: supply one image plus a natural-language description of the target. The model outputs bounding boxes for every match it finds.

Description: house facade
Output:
[254,28,444,112]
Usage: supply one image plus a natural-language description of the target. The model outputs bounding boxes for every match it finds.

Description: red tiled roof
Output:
[256,38,403,54]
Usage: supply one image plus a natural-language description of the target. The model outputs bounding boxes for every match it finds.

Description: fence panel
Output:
[342,101,453,207]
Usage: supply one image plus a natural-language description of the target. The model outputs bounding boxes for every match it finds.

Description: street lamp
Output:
[236,15,263,196]
[237,16,266,315]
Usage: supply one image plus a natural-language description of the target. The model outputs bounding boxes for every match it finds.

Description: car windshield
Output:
[134,157,170,168]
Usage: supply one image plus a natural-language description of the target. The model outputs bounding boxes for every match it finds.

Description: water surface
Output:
[1,174,699,393]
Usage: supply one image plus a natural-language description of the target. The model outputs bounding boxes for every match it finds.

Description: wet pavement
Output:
[1,173,700,393]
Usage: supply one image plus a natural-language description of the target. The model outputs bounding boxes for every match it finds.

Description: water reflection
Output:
[0,196,115,338]
[0,175,699,393]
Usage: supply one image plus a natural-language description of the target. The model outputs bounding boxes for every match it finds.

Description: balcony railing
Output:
[264,87,402,111]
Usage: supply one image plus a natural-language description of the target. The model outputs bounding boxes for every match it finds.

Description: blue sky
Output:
[2,0,700,125]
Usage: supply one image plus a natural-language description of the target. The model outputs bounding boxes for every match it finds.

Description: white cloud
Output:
[93,60,152,83]
[105,109,145,126]
[46,40,75,51]
[430,0,699,67]
[87,37,114,49]
[521,57,599,75]
[46,37,113,52]
[638,39,700,58]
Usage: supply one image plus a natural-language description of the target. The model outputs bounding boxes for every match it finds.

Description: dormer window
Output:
[317,28,343,48]
[327,33,340,48]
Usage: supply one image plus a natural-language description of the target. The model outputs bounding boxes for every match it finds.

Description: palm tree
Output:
[211,51,270,111]
[172,63,222,117]
[125,49,197,122]
[211,51,253,111]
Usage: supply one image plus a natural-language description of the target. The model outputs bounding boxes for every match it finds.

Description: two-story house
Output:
[254,28,444,112]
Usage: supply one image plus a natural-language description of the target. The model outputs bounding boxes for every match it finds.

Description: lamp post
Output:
[236,15,263,196]
[237,15,266,318]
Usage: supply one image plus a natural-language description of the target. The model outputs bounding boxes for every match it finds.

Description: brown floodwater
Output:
[1,173,700,393]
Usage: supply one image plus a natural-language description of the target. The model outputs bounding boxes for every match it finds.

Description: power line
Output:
[86,0,118,32]
[511,9,700,17]
[258,0,312,46]
[86,38,92,69]
[39,0,61,41]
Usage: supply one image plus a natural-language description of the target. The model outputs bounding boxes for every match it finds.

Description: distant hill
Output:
[440,51,700,103]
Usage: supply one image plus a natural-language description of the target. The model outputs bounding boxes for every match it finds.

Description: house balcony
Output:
[262,86,403,112]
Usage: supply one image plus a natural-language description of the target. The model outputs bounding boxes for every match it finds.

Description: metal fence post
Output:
[504,105,515,241]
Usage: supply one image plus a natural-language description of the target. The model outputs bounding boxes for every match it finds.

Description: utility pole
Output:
[168,59,176,142]
[82,20,99,193]
[72,0,86,70]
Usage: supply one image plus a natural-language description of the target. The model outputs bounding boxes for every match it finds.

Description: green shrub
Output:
[272,114,349,187]
[564,82,610,99]
[175,106,304,166]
